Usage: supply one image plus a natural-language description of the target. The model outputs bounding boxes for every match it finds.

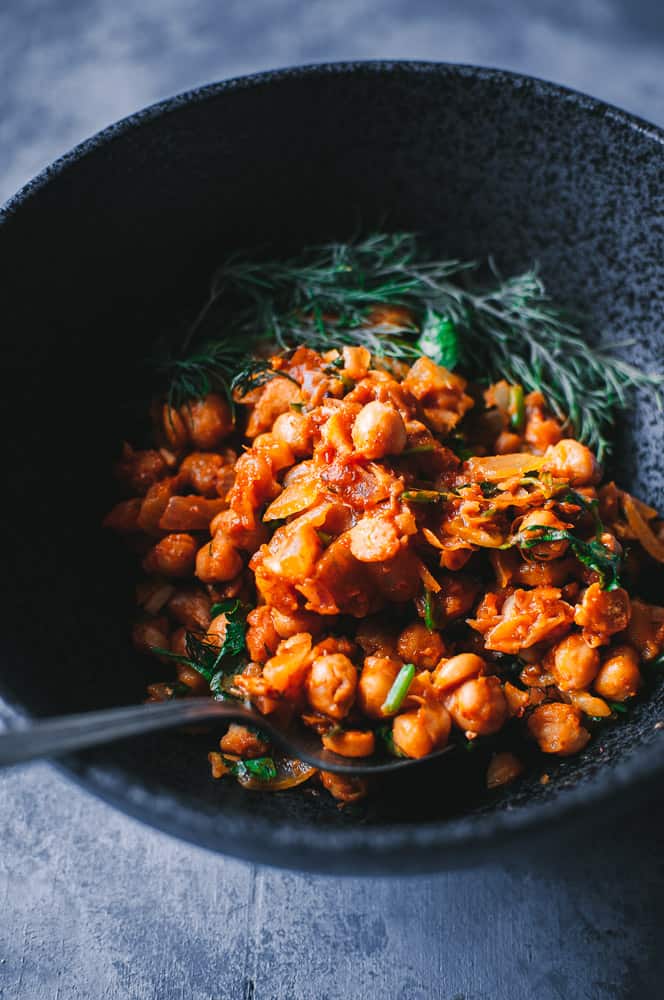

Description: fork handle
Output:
[0,699,263,767]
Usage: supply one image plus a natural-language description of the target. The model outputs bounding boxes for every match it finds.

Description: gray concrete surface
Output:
[2,2,664,997]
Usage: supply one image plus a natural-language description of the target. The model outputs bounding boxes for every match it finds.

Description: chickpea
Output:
[170,625,188,657]
[114,444,168,496]
[210,508,269,551]
[368,547,422,602]
[320,771,368,803]
[321,729,376,757]
[177,452,224,497]
[143,533,197,578]
[220,723,269,758]
[195,533,243,584]
[355,620,397,657]
[495,431,523,454]
[272,410,314,458]
[161,403,189,451]
[132,616,170,655]
[252,433,295,472]
[574,583,631,647]
[513,557,576,588]
[181,393,234,450]
[262,632,313,695]
[176,661,209,695]
[527,702,591,756]
[351,400,407,459]
[524,412,563,452]
[392,702,451,758]
[594,644,642,701]
[167,587,212,631]
[432,653,485,692]
[518,509,570,561]
[445,675,508,735]
[305,653,357,720]
[271,607,324,639]
[544,439,600,487]
[486,751,524,790]
[342,346,371,380]
[357,655,402,718]
[245,606,280,663]
[206,612,229,648]
[396,622,447,671]
[549,633,600,691]
[103,498,142,534]
[349,516,401,563]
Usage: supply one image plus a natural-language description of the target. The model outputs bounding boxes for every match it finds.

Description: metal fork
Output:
[0,698,452,775]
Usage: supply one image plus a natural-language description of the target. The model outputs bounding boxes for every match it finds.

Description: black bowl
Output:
[1,62,663,875]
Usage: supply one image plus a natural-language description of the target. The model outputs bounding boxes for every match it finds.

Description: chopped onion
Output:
[465,453,546,482]
[623,495,664,563]
[235,757,316,791]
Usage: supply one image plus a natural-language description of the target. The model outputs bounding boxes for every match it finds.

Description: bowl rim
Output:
[3,59,664,873]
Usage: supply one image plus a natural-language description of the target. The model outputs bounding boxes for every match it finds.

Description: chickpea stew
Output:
[105,344,664,803]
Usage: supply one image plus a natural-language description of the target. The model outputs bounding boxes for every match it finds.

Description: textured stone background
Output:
[2,2,664,998]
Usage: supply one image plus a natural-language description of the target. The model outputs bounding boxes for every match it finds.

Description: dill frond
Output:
[155,233,663,459]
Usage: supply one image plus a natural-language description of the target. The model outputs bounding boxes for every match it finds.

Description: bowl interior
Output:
[1,63,663,873]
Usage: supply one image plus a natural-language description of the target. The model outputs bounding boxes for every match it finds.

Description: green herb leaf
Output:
[381,663,416,714]
[608,701,629,714]
[509,384,525,432]
[424,589,439,631]
[447,433,474,461]
[560,489,604,539]
[418,309,460,369]
[401,444,436,455]
[479,481,500,498]
[402,489,448,503]
[153,601,251,692]
[230,359,299,397]
[155,233,664,459]
[515,527,621,590]
[230,757,278,782]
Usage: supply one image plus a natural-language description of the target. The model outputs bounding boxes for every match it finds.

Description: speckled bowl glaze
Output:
[1,62,663,875]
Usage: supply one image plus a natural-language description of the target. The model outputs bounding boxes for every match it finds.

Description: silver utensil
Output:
[0,698,452,775]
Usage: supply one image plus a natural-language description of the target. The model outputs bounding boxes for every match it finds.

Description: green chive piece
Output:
[402,489,448,503]
[381,663,416,714]
[231,757,278,782]
[424,589,438,631]
[401,445,436,455]
[509,384,525,432]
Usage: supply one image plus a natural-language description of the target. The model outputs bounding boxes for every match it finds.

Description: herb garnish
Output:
[402,489,449,503]
[423,588,439,631]
[381,663,416,715]
[155,233,663,459]
[230,359,299,398]
[515,526,621,590]
[152,598,250,698]
[228,757,278,782]
[560,489,603,539]
[509,384,525,432]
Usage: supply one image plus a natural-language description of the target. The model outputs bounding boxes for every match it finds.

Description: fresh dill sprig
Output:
[229,359,298,398]
[155,233,663,458]
[154,339,248,411]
